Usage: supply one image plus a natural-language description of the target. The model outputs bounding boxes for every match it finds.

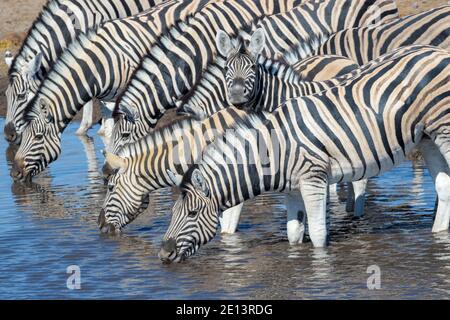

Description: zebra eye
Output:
[122,132,130,139]
[17,93,27,101]
[35,133,44,141]
[188,210,198,218]
[108,184,114,192]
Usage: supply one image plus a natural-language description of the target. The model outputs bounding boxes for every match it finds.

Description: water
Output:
[0,118,449,299]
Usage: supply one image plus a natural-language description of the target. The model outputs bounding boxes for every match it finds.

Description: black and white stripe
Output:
[11,0,223,182]
[4,0,167,143]
[161,45,450,261]
[110,0,398,155]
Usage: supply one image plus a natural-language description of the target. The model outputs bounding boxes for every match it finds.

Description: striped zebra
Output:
[109,0,398,155]
[12,0,307,182]
[159,45,450,262]
[290,55,358,81]
[4,0,169,143]
[286,5,450,65]
[210,7,450,216]
[99,48,362,236]
[99,45,426,236]
[100,107,298,236]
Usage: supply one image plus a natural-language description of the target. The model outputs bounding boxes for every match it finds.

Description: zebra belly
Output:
[328,140,419,185]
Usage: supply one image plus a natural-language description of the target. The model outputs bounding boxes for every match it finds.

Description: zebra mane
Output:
[9,0,61,75]
[119,116,200,159]
[113,16,198,117]
[282,32,330,64]
[24,28,100,119]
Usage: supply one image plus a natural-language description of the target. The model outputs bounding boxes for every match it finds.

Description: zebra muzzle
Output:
[159,238,177,264]
[98,209,119,234]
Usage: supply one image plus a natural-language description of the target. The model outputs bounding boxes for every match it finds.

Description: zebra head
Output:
[216,28,266,108]
[4,52,43,145]
[108,103,141,158]
[11,98,61,183]
[99,151,151,234]
[160,167,219,263]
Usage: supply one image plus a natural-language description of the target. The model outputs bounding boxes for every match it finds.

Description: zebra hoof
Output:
[76,125,91,136]
[287,220,305,245]
[97,126,106,137]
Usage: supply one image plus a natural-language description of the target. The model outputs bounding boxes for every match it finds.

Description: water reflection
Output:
[0,118,449,299]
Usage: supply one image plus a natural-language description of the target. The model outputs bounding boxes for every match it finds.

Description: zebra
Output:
[100,107,306,239]
[159,45,450,262]
[289,54,358,82]
[109,0,397,156]
[99,48,362,237]
[286,5,450,65]
[208,6,450,216]
[179,28,417,217]
[3,0,169,143]
[12,0,305,182]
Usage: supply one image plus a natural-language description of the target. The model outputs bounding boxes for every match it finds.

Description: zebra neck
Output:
[126,108,249,190]
[203,117,289,209]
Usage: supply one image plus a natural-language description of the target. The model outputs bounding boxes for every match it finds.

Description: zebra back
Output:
[112,0,397,154]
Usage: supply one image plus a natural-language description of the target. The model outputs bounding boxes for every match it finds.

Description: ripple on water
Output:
[0,119,449,299]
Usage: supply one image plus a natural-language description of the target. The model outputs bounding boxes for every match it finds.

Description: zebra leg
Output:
[97,101,115,138]
[346,180,368,217]
[76,100,94,136]
[300,178,328,248]
[328,183,338,196]
[286,191,305,245]
[220,203,244,234]
[418,139,450,233]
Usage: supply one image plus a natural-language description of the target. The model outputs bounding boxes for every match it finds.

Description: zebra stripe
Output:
[110,0,398,154]
[12,0,238,182]
[292,54,358,81]
[4,0,168,143]
[100,107,253,232]
[287,5,450,64]
[161,45,450,261]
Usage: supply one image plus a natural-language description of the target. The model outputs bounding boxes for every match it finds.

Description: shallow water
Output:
[0,118,449,299]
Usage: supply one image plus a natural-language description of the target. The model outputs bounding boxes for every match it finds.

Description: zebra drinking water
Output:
[159,45,450,262]
[12,0,306,182]
[3,0,169,143]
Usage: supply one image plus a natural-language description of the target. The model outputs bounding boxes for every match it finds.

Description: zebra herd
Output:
[3,0,450,263]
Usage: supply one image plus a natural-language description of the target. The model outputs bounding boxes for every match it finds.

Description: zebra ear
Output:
[26,52,43,78]
[191,169,209,197]
[38,98,54,124]
[216,30,233,58]
[177,104,207,121]
[249,28,266,57]
[103,150,127,171]
[166,170,183,187]
[4,51,14,68]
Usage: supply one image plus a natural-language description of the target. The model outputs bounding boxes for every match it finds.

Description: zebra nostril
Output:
[4,122,17,143]
[98,209,119,234]
[159,238,177,263]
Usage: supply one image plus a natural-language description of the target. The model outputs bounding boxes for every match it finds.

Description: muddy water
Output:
[0,118,449,299]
